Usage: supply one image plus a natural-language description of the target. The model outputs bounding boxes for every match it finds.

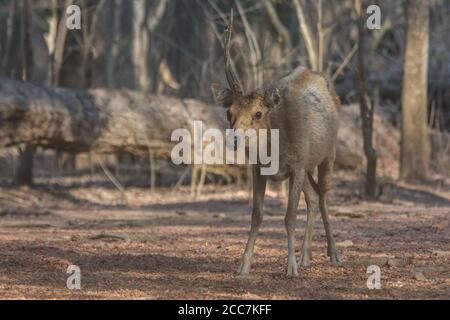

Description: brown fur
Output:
[212,10,341,275]
[211,66,341,276]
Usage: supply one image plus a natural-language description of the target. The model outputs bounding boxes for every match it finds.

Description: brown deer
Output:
[211,11,341,277]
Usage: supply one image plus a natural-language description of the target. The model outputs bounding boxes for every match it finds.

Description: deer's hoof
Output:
[298,253,312,267]
[286,258,299,277]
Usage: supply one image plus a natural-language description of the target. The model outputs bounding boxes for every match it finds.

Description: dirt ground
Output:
[0,171,449,300]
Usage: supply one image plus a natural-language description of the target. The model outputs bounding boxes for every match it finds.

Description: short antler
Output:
[224,9,243,95]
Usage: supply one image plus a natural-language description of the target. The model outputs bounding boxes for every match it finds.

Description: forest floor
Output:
[0,171,449,299]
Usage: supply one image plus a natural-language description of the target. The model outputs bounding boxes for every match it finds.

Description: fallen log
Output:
[0,77,226,157]
[0,78,363,171]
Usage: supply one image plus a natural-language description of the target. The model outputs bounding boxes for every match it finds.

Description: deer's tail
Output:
[315,71,341,110]
[325,76,341,110]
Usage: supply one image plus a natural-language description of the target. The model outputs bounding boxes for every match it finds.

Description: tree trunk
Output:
[133,0,151,92]
[52,0,73,86]
[105,0,122,89]
[1,1,16,75]
[27,0,49,84]
[355,0,377,199]
[400,0,430,181]
[293,0,318,71]
[16,0,35,186]
[16,145,35,186]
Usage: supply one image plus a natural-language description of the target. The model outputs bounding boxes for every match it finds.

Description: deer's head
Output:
[211,10,281,133]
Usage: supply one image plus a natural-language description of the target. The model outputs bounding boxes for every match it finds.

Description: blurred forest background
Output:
[0,0,449,198]
[0,0,450,300]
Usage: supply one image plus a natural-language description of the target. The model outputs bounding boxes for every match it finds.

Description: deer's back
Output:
[272,67,340,171]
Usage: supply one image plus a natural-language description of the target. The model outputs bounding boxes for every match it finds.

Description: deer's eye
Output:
[227,110,232,122]
[254,111,262,120]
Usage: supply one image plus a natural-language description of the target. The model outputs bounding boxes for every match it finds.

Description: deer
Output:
[211,11,341,277]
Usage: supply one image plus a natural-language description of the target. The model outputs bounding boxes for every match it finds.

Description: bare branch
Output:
[147,0,169,32]
[293,0,318,71]
[261,0,292,49]
[235,0,263,88]
[331,43,358,81]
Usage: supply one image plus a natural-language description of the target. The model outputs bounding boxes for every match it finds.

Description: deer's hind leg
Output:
[318,157,341,264]
[298,179,318,267]
[237,166,267,276]
[284,169,305,277]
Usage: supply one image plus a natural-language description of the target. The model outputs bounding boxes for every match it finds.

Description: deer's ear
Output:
[211,83,232,107]
[264,87,281,109]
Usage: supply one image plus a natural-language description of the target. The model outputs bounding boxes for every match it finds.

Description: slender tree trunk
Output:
[261,0,292,53]
[106,0,122,88]
[16,145,35,186]
[355,0,377,199]
[45,0,58,85]
[132,0,168,92]
[133,0,151,92]
[293,0,318,71]
[27,0,49,84]
[79,0,106,88]
[400,0,430,181]
[1,1,16,75]
[16,0,34,186]
[20,0,30,81]
[52,0,73,86]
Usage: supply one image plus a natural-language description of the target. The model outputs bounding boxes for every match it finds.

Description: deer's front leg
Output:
[237,166,267,276]
[285,169,304,277]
